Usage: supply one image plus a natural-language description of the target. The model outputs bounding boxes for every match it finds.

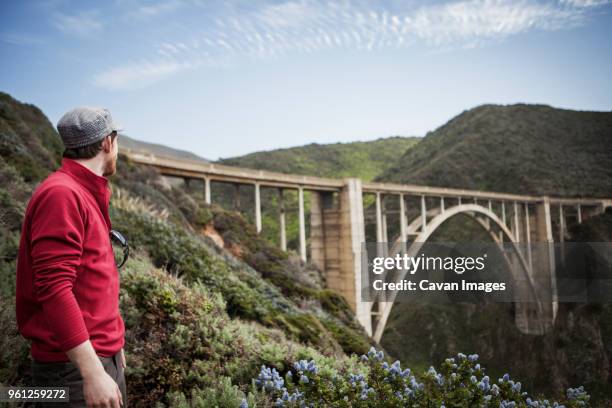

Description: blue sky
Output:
[1,0,611,160]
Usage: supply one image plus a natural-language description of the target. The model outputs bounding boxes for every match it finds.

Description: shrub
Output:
[254,348,591,407]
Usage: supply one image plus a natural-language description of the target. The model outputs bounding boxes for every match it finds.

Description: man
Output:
[16,107,127,408]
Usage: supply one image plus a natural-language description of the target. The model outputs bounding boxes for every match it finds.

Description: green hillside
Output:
[377,104,612,197]
[217,136,419,181]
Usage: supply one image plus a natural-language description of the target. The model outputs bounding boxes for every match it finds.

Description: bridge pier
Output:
[278,189,287,251]
[298,187,307,262]
[310,179,371,335]
[255,183,262,233]
[204,177,211,204]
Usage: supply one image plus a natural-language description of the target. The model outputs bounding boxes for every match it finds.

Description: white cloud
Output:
[0,32,45,46]
[408,0,582,44]
[560,0,611,7]
[256,0,320,28]
[124,0,183,20]
[92,0,610,90]
[92,59,195,90]
[53,10,103,37]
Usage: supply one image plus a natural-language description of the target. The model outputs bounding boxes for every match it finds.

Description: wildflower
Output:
[256,366,284,391]
[566,386,587,400]
[239,399,248,408]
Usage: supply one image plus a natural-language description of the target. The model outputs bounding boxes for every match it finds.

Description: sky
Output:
[1,0,611,160]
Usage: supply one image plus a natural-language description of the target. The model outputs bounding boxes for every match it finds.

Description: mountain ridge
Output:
[217,135,420,181]
[117,134,210,162]
[377,103,612,197]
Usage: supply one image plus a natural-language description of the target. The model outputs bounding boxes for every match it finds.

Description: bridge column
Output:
[310,191,326,271]
[375,192,384,243]
[399,194,407,244]
[559,205,566,266]
[309,191,342,301]
[576,204,582,224]
[524,203,533,272]
[420,195,427,234]
[532,198,557,328]
[278,189,287,251]
[254,183,262,233]
[204,177,211,204]
[381,196,389,256]
[513,202,521,242]
[298,187,307,262]
[500,202,506,242]
[339,178,370,335]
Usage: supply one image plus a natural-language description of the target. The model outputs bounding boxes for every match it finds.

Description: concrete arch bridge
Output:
[122,149,611,342]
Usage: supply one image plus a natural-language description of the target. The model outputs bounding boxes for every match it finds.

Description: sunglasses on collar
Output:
[110,229,130,269]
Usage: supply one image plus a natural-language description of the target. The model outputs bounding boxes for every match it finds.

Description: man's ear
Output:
[102,134,113,153]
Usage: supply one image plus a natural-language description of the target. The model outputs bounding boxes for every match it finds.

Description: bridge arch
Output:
[371,203,541,342]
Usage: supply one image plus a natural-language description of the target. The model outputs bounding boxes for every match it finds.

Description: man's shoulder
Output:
[30,170,82,205]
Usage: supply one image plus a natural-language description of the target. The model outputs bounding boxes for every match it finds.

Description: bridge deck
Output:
[121,148,608,206]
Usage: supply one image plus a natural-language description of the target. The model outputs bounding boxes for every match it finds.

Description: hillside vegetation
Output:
[217,136,419,181]
[378,104,612,197]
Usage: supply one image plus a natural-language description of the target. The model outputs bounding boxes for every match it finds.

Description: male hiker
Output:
[16,107,127,408]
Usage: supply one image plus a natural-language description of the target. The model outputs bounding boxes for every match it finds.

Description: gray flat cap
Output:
[57,107,122,149]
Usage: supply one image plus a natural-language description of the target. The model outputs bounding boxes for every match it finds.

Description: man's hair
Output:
[63,132,117,160]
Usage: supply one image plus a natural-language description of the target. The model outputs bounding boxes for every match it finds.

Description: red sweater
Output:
[16,158,125,362]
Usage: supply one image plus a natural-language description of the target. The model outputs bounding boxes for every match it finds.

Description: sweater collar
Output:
[59,158,110,198]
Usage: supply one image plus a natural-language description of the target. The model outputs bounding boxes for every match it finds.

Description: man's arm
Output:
[66,341,123,408]
[30,187,90,351]
[30,187,121,407]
